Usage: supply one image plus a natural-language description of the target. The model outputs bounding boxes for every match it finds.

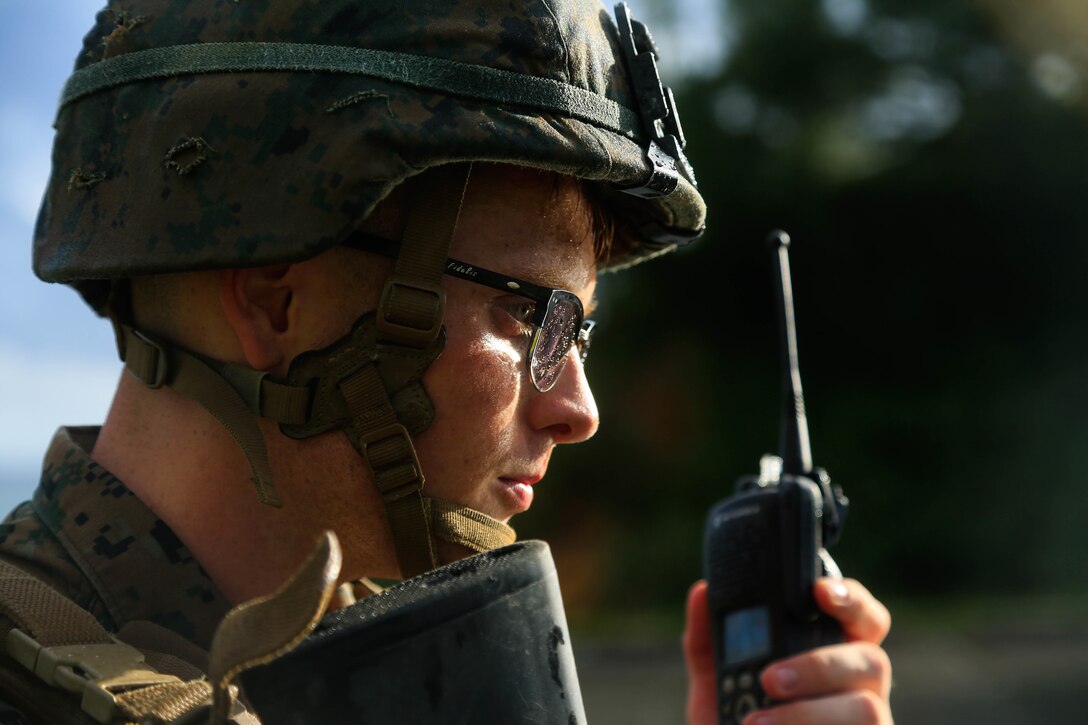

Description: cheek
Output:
[414,327,525,472]
[433,331,522,428]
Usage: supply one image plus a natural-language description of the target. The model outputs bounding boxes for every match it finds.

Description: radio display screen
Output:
[723,606,771,665]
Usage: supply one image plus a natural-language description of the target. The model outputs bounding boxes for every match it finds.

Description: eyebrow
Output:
[522,265,591,296]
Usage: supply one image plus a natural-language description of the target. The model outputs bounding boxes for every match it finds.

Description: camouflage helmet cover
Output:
[34,0,706,307]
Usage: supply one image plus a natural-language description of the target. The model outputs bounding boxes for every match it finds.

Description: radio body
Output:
[705,462,843,722]
[703,232,848,725]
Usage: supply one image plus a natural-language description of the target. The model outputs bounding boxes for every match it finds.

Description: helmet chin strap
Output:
[114,162,516,580]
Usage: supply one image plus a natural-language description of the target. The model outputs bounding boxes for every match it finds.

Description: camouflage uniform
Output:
[0,427,230,652]
[0,428,235,722]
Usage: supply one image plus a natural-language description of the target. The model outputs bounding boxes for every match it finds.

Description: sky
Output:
[0,0,121,513]
[0,0,727,513]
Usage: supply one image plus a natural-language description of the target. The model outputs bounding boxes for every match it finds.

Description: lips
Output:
[499,473,542,513]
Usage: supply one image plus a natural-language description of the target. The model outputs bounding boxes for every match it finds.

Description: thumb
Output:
[683,580,718,725]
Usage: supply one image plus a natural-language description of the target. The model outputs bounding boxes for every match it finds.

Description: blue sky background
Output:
[0,0,727,513]
[0,0,121,513]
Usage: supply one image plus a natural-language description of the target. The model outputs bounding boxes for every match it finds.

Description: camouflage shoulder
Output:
[0,503,116,634]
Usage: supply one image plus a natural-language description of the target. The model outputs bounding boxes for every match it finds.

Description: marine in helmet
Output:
[0,1,891,723]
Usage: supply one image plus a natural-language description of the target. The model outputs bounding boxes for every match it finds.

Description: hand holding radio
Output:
[684,578,891,725]
[684,232,891,725]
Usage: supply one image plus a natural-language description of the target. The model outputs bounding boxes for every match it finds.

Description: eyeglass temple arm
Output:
[344,231,556,306]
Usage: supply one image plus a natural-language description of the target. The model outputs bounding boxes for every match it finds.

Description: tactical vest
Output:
[0,532,341,725]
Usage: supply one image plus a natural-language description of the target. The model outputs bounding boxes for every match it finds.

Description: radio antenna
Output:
[769,230,813,476]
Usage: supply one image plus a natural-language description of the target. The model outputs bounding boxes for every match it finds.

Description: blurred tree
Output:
[523,0,1088,623]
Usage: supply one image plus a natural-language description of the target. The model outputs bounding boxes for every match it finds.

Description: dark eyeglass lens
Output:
[530,295,582,391]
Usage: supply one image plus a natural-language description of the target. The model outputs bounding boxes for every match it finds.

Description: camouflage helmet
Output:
[34,0,705,310]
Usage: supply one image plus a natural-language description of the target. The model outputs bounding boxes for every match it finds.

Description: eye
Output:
[506,300,535,325]
[494,298,537,338]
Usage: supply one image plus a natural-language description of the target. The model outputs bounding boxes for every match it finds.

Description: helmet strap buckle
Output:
[376,276,446,348]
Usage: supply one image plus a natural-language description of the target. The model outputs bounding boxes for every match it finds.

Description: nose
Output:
[528,350,599,444]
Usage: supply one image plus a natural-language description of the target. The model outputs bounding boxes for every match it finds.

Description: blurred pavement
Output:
[575,626,1088,724]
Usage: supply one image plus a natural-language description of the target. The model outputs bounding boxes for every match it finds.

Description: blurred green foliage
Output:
[521,0,1088,621]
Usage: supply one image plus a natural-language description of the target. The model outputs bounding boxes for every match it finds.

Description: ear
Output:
[219,265,294,371]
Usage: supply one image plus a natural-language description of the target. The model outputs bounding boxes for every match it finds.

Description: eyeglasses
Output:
[343,232,595,392]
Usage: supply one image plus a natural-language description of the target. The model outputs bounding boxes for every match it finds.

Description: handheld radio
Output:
[702,231,849,724]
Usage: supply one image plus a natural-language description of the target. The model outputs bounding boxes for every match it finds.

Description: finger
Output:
[682,580,718,725]
[741,689,891,725]
[760,641,892,702]
[683,580,713,670]
[815,578,891,644]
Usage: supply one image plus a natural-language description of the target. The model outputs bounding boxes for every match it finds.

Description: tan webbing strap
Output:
[0,559,227,724]
[120,325,282,507]
[425,499,518,553]
[339,364,438,577]
[338,164,473,578]
[123,324,312,428]
[207,531,342,725]
[0,560,111,648]
[113,680,215,723]
[170,350,282,507]
[376,163,472,347]
[258,379,311,425]
[123,329,167,390]
[396,163,473,282]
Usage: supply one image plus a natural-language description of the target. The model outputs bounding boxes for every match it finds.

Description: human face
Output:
[408,167,600,526]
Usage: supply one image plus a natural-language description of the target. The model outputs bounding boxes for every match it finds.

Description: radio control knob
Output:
[721,676,736,695]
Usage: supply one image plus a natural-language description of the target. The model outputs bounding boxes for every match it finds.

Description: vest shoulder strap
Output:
[0,530,342,725]
[0,557,249,724]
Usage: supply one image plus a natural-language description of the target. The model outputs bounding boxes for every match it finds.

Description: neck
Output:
[93,372,399,605]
